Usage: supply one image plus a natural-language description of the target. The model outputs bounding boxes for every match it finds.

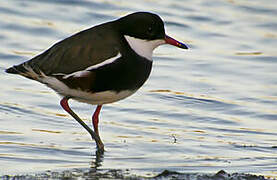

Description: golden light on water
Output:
[1,0,277,177]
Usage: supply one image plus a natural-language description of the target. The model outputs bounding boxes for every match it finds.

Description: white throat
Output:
[124,35,165,60]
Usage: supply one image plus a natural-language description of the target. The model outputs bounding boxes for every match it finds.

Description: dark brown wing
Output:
[25,22,120,76]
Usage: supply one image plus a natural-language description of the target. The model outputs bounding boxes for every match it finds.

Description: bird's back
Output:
[6,21,121,79]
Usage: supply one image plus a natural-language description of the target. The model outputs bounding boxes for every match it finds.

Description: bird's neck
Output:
[124,35,165,60]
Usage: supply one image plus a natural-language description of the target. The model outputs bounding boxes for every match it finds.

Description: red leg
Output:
[92,105,102,136]
[60,97,104,152]
[60,97,71,114]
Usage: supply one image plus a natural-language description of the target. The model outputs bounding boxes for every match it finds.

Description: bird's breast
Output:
[91,55,153,93]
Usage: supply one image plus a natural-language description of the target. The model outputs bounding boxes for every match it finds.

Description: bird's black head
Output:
[116,12,166,41]
[112,12,188,60]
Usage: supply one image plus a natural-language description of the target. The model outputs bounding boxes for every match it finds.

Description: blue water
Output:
[0,0,276,178]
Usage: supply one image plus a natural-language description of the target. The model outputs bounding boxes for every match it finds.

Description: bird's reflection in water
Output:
[90,150,104,169]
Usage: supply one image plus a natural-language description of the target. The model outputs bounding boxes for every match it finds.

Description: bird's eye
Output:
[148,27,152,33]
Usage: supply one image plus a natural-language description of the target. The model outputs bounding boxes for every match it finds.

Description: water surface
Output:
[0,0,276,178]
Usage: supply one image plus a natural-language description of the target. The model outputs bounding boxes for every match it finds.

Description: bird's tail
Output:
[6,64,26,74]
[5,62,43,81]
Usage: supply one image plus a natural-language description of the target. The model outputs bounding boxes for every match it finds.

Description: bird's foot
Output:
[96,144,105,155]
[92,135,104,154]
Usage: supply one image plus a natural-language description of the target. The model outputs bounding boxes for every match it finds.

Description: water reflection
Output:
[91,151,104,169]
[32,129,62,134]
[235,52,263,55]
[0,131,22,135]
[1,0,277,178]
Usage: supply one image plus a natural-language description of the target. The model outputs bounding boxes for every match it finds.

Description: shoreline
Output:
[1,169,272,180]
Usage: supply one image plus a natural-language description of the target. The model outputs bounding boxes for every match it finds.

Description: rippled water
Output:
[0,0,276,178]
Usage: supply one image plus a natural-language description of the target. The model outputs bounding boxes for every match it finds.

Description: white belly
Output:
[69,89,136,105]
[42,75,137,105]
